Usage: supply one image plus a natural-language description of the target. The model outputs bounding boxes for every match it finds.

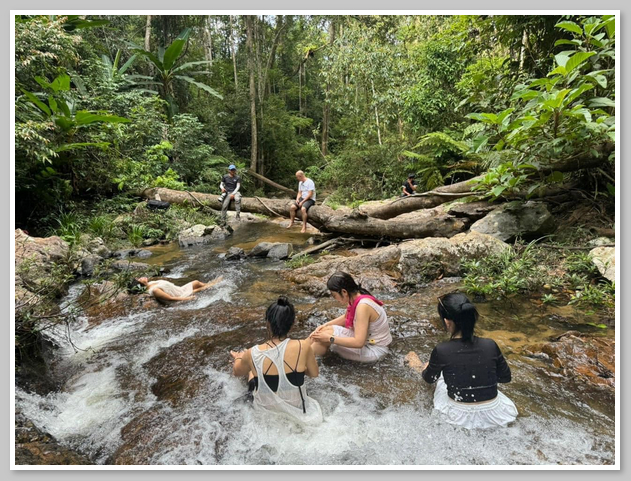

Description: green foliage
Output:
[402,132,477,191]
[127,224,146,247]
[131,28,222,119]
[465,15,615,201]
[462,244,546,297]
[285,254,316,269]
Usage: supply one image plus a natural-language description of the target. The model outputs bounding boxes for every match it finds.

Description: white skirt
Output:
[433,377,518,429]
[330,325,389,362]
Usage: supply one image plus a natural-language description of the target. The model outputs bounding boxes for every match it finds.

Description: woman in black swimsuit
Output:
[419,292,518,429]
[230,296,322,423]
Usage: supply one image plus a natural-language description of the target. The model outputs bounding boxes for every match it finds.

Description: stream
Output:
[15,220,616,465]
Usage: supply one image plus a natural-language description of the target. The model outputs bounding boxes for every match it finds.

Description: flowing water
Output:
[15,221,616,465]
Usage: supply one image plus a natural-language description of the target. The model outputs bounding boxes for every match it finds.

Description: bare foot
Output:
[300,226,307,233]
[201,276,223,290]
[404,351,424,374]
[286,222,294,229]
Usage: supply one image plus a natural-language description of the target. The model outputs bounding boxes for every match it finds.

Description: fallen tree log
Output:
[243,170,297,196]
[142,188,467,240]
[361,143,614,220]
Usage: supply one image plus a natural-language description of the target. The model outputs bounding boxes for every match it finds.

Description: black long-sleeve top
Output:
[422,337,512,403]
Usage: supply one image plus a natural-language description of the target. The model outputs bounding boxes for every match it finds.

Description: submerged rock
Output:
[225,247,245,261]
[523,331,615,391]
[470,201,555,242]
[15,409,93,465]
[134,249,153,259]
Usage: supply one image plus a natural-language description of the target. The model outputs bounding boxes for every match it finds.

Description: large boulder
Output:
[282,245,402,296]
[15,229,70,286]
[470,201,555,242]
[267,243,293,260]
[589,246,615,282]
[249,242,277,257]
[178,224,214,247]
[398,231,509,283]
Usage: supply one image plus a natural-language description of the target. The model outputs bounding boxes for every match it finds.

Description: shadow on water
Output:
[15,221,616,465]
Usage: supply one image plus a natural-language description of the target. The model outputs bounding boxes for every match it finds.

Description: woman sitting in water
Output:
[135,276,223,304]
[412,292,518,429]
[309,272,392,362]
[230,296,322,423]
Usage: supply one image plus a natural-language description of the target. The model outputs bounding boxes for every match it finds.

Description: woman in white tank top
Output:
[309,272,392,363]
[230,296,322,424]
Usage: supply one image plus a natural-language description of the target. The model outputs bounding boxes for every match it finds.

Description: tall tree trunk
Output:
[519,28,527,72]
[246,15,258,173]
[230,15,238,90]
[371,80,382,146]
[202,15,213,81]
[321,19,335,157]
[144,15,152,51]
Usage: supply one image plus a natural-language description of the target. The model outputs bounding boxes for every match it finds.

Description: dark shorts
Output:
[295,199,315,211]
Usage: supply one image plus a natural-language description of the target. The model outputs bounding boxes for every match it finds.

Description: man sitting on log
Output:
[287,170,316,233]
[402,173,418,197]
[218,164,242,223]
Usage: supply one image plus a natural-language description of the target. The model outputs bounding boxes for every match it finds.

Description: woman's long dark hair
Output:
[437,292,479,342]
[326,271,371,301]
[266,296,295,339]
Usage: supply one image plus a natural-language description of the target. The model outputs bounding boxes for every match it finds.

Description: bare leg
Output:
[287,203,298,228]
[300,207,308,233]
[191,276,223,293]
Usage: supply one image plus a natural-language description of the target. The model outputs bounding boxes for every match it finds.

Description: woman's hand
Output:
[310,329,331,343]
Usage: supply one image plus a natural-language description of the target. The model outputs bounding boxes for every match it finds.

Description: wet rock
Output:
[523,331,615,390]
[470,201,556,242]
[589,246,615,282]
[282,245,401,296]
[142,238,159,247]
[267,243,293,260]
[78,281,153,325]
[111,260,151,272]
[112,249,137,259]
[249,242,277,257]
[225,247,245,261]
[178,224,213,247]
[15,410,92,465]
[208,225,231,240]
[134,249,153,259]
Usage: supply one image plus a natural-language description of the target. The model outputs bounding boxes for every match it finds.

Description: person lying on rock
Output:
[308,271,392,362]
[135,276,223,303]
[406,292,518,429]
[230,296,322,424]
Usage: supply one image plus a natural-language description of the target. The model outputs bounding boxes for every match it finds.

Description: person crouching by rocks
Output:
[308,272,392,362]
[218,164,242,223]
[408,291,518,429]
[402,173,418,197]
[230,296,323,424]
[134,276,223,304]
[287,170,316,233]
